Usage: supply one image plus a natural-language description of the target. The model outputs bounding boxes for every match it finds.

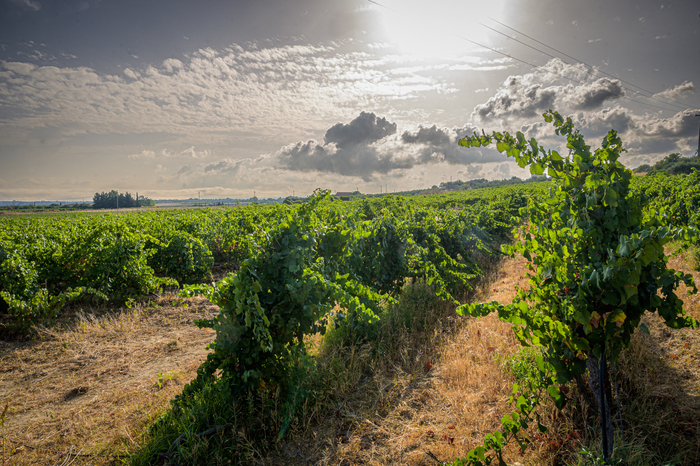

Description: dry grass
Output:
[0,295,216,465]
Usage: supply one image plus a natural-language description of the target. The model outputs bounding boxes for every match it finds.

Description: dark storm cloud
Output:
[324,112,397,149]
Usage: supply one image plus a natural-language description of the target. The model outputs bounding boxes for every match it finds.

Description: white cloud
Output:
[128,149,155,160]
[0,42,452,143]
[123,68,140,79]
[179,146,210,158]
[653,81,694,100]
[471,59,624,123]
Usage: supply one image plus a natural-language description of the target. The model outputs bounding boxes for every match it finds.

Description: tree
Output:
[92,190,146,209]
[457,111,697,460]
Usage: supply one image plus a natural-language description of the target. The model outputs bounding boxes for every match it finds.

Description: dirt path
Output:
[0,296,217,465]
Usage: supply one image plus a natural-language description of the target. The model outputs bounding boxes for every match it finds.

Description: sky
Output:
[0,0,699,201]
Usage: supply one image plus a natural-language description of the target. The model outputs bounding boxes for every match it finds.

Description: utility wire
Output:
[367,0,683,113]
[478,19,690,112]
[486,16,695,111]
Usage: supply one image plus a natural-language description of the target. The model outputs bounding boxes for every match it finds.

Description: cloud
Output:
[653,81,694,100]
[277,112,413,180]
[0,41,450,142]
[123,68,140,79]
[13,0,40,11]
[179,146,210,158]
[276,113,506,180]
[471,59,624,122]
[571,106,700,163]
[128,149,155,160]
[401,125,451,146]
[566,78,625,110]
[324,112,397,149]
[277,138,413,181]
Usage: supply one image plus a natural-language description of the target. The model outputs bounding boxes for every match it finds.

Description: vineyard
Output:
[2,112,700,465]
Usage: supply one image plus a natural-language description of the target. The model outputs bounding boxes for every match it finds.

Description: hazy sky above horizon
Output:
[1,0,699,200]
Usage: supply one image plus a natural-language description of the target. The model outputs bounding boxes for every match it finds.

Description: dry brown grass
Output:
[0,295,216,465]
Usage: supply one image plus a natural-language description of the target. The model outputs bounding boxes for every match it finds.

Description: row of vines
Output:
[0,183,537,333]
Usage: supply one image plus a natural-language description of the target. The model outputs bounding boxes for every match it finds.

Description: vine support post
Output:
[600,349,610,460]
[587,350,614,459]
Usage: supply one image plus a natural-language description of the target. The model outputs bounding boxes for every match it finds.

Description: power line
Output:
[367,0,691,113]
[485,17,693,111]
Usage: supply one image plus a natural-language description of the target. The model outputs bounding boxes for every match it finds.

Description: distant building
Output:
[334,191,353,201]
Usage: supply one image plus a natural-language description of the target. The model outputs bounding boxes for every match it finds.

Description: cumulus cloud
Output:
[128,149,155,160]
[276,113,506,180]
[277,112,408,180]
[179,146,210,158]
[653,81,694,100]
[123,68,140,79]
[324,112,397,149]
[566,78,625,110]
[204,158,248,175]
[472,59,624,122]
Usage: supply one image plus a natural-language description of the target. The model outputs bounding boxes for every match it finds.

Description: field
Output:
[2,158,700,465]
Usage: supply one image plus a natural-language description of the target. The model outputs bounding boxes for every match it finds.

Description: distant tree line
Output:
[634,153,700,175]
[92,190,154,209]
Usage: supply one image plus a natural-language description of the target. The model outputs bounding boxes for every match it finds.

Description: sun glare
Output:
[374,0,507,60]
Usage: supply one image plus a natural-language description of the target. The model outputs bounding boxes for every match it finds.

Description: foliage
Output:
[633,152,700,175]
[92,190,153,209]
[451,110,698,464]
[177,191,384,433]
[147,230,214,285]
[0,246,103,330]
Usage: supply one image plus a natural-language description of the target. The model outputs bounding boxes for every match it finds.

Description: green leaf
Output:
[547,385,566,409]
[530,163,545,176]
